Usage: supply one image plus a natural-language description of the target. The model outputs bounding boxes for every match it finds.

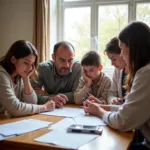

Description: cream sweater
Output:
[0,65,40,117]
[107,68,124,104]
[102,64,150,148]
[74,72,111,104]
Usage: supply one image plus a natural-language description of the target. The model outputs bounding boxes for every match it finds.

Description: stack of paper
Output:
[40,107,83,118]
[35,130,99,149]
[0,119,52,137]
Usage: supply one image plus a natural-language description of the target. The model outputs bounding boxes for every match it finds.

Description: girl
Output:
[105,37,128,105]
[74,51,111,104]
[0,40,55,117]
[84,22,150,150]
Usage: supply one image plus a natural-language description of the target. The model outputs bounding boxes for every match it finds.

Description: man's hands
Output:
[35,88,68,108]
[47,94,68,108]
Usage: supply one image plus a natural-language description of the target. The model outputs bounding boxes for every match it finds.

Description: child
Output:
[105,37,128,105]
[74,51,111,104]
[0,40,55,117]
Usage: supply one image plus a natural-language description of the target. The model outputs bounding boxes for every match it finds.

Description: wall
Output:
[0,0,34,57]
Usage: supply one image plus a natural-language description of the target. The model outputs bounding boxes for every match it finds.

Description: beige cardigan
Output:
[0,65,40,117]
[103,63,150,149]
[107,68,124,104]
[74,72,111,104]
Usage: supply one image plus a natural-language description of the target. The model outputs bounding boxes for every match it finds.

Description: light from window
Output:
[136,3,150,27]
[64,0,86,1]
[64,7,91,61]
[98,5,128,77]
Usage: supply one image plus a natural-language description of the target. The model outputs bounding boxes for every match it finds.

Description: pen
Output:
[86,92,90,96]
[82,98,86,102]
[82,92,90,102]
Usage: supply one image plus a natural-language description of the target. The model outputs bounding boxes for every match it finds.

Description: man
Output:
[31,41,82,107]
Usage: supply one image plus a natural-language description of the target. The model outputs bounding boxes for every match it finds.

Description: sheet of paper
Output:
[0,119,52,136]
[49,118,75,130]
[0,134,15,141]
[74,114,106,126]
[40,107,84,118]
[35,130,98,149]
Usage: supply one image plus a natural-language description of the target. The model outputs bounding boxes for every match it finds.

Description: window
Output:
[136,2,150,26]
[64,7,91,60]
[58,0,150,77]
[98,4,128,68]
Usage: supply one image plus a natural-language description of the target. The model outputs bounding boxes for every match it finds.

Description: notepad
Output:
[0,119,52,136]
[35,130,99,149]
[40,107,83,118]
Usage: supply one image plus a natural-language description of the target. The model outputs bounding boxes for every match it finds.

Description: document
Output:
[49,118,75,130]
[40,107,83,118]
[0,119,52,136]
[35,130,99,149]
[0,134,15,141]
[74,114,106,126]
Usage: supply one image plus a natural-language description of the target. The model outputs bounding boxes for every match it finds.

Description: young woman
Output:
[74,51,111,104]
[0,40,55,117]
[105,37,128,105]
[83,22,150,150]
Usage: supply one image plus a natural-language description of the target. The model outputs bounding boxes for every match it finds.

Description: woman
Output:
[0,40,55,117]
[105,37,128,105]
[84,22,150,150]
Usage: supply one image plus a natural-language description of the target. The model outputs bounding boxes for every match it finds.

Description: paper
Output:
[40,107,83,118]
[0,119,52,136]
[0,134,15,141]
[74,114,106,126]
[49,118,75,130]
[35,130,98,149]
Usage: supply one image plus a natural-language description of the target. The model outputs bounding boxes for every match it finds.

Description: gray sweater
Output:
[0,65,40,117]
[102,63,150,148]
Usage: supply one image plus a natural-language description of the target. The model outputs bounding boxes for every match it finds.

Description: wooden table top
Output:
[0,105,134,150]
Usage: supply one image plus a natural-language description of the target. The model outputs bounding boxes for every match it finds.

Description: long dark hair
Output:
[118,22,150,92]
[105,37,121,54]
[0,40,38,78]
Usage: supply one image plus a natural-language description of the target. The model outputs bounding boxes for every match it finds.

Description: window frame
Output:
[58,0,150,52]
